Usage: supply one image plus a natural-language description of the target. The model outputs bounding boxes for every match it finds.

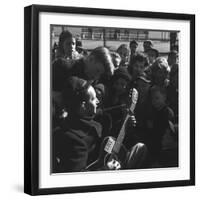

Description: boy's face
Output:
[131,61,146,79]
[130,43,138,54]
[63,37,76,57]
[143,42,151,52]
[113,78,128,95]
[84,86,99,117]
[113,57,121,70]
[151,91,166,110]
[118,48,130,64]
[147,50,157,64]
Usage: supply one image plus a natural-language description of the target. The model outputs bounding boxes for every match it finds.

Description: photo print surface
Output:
[51,25,179,174]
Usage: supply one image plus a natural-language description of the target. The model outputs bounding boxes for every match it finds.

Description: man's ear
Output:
[80,101,86,110]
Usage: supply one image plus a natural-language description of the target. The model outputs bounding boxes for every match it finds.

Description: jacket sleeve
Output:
[53,131,89,173]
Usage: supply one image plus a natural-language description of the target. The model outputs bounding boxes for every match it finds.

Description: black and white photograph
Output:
[51,25,179,173]
[24,4,195,195]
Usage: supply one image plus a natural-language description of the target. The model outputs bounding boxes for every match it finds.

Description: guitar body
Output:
[86,136,128,171]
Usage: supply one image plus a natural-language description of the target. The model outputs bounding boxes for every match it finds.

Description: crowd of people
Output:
[52,30,179,173]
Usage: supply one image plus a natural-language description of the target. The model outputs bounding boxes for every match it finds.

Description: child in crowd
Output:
[103,68,140,149]
[146,48,159,65]
[144,48,159,79]
[150,57,170,87]
[143,40,153,53]
[128,53,151,131]
[111,51,122,71]
[93,83,113,138]
[129,39,138,60]
[55,30,82,64]
[146,85,178,167]
[116,44,130,68]
[128,52,149,82]
[105,68,132,128]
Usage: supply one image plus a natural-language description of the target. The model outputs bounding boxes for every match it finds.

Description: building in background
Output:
[51,25,178,54]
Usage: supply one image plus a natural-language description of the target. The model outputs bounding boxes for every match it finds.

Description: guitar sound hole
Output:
[104,154,121,170]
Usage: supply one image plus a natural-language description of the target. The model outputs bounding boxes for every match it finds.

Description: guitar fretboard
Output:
[113,114,130,153]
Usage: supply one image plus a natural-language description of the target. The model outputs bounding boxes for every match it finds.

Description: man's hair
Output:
[90,46,115,77]
[62,76,91,112]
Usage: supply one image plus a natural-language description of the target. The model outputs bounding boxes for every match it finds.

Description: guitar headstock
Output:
[129,88,138,114]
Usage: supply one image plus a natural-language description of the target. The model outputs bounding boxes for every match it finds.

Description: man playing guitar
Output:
[52,76,147,173]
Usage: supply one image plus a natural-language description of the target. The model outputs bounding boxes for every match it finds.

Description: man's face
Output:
[63,37,76,57]
[84,86,99,116]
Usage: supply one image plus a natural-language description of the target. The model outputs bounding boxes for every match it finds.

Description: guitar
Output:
[86,88,138,171]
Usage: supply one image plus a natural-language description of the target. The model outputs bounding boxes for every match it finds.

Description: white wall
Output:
[0,0,199,199]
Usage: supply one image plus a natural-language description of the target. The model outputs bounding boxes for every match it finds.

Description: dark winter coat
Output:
[52,116,102,173]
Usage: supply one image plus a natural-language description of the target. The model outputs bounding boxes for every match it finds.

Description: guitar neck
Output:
[113,113,130,153]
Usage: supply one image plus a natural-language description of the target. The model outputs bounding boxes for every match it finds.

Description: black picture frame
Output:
[24,4,195,195]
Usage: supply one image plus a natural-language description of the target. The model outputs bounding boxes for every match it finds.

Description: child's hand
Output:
[127,115,137,128]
